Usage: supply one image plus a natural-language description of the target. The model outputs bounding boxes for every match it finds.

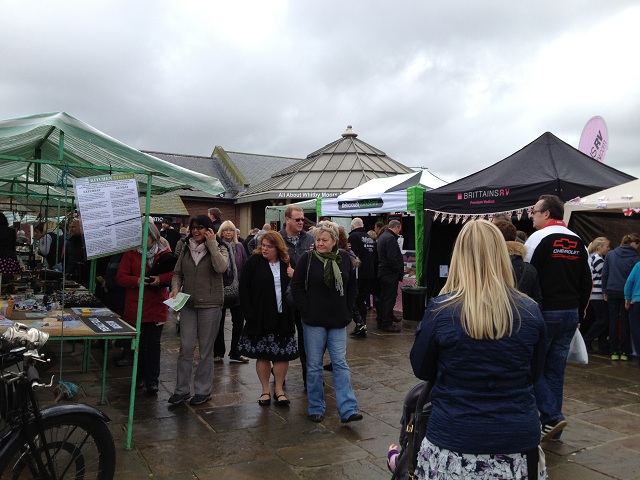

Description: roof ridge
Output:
[224,150,303,161]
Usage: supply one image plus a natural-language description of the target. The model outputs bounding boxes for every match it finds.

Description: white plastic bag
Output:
[567,328,588,364]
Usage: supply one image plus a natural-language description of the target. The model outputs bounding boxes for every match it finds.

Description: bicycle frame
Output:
[1,323,113,479]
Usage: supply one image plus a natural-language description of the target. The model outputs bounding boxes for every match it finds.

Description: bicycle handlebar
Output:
[0,322,50,352]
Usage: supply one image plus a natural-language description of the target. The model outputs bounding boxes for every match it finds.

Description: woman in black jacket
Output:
[291,221,360,424]
[237,231,298,407]
[494,220,542,306]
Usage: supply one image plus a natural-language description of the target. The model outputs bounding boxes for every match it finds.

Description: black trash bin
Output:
[401,286,428,322]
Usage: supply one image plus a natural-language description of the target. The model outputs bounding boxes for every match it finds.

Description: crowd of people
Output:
[28,206,396,421]
[7,195,640,479]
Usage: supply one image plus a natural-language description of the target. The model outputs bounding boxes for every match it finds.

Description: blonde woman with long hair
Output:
[410,220,547,479]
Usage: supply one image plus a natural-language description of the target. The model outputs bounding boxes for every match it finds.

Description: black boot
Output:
[350,323,367,337]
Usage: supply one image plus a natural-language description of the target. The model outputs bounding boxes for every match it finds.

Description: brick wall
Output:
[181,198,247,233]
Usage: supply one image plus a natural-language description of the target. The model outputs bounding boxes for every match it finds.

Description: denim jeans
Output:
[214,304,244,358]
[534,309,578,425]
[629,303,640,360]
[608,296,631,355]
[303,324,359,421]
[584,300,609,353]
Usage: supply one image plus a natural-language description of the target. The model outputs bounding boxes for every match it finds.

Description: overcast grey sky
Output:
[2,1,639,183]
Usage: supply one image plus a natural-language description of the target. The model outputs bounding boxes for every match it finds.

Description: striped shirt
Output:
[589,253,605,300]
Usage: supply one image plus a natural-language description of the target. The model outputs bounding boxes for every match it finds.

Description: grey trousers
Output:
[174,306,222,396]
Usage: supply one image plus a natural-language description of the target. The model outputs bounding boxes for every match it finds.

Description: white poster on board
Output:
[74,174,142,259]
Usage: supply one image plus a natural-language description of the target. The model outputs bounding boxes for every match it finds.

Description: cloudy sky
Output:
[2,1,639,183]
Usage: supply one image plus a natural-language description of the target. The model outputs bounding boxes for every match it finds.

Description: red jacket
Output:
[116,248,174,324]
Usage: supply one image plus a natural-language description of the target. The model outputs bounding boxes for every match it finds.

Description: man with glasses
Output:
[279,205,314,387]
[524,194,591,442]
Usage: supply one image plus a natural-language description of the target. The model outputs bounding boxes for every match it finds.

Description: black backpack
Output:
[391,381,433,480]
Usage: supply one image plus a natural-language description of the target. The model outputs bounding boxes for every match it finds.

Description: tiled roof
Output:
[143,151,229,199]
[236,126,413,202]
[219,151,302,186]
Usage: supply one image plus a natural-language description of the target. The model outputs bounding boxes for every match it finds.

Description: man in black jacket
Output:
[160,218,181,253]
[376,220,404,333]
[279,205,314,386]
[524,194,591,442]
[348,218,376,337]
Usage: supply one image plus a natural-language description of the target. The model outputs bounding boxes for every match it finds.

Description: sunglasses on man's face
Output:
[289,217,304,223]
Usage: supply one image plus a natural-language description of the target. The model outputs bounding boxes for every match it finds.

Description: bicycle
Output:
[0,322,116,479]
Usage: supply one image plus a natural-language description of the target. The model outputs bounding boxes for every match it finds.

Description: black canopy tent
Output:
[421,132,635,297]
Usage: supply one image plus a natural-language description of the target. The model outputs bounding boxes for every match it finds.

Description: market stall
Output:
[318,169,447,285]
[563,179,640,246]
[0,111,225,449]
[422,131,635,297]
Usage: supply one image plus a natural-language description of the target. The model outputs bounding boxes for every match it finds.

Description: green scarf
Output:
[313,249,344,295]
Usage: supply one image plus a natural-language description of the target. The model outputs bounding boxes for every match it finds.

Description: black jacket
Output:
[239,254,295,336]
[279,227,314,268]
[348,227,376,280]
[525,224,591,315]
[161,228,181,253]
[507,241,542,306]
[376,229,404,279]
[291,250,357,328]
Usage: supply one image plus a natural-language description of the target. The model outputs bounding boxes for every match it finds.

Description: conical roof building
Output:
[235,125,414,203]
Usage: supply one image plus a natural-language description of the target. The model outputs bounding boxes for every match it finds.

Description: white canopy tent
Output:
[317,170,447,216]
[563,178,640,248]
[563,178,640,222]
[316,170,447,285]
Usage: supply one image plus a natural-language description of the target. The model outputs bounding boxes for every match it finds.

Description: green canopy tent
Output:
[0,111,225,449]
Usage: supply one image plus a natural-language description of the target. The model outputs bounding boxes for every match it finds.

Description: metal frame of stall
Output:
[1,134,162,450]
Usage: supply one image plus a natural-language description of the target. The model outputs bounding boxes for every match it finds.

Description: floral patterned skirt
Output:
[0,257,22,275]
[237,331,299,362]
[416,438,546,479]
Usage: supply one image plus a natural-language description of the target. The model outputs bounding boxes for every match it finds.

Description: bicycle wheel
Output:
[0,413,116,479]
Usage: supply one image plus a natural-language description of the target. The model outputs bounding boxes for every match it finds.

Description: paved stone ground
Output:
[37,311,640,479]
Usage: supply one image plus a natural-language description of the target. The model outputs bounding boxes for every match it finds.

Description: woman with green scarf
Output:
[290,221,361,424]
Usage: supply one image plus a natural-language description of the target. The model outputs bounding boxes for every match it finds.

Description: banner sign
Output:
[578,116,609,162]
[338,198,384,211]
[74,174,142,259]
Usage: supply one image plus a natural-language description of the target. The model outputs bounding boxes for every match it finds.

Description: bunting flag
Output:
[566,197,583,205]
[622,208,640,217]
[429,205,537,223]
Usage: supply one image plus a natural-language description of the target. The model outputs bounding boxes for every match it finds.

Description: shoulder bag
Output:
[223,244,239,307]
[285,251,311,307]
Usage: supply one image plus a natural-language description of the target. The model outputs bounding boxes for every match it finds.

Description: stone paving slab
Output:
[570,442,640,480]
[34,312,640,479]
